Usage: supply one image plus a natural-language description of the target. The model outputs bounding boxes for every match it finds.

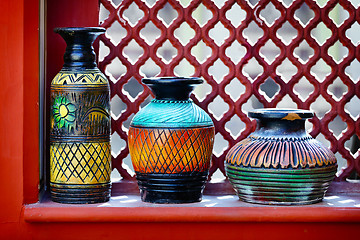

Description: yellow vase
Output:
[49,27,111,204]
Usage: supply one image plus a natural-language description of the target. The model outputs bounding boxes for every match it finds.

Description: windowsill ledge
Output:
[24,181,360,223]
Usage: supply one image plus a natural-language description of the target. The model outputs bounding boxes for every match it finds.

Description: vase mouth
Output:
[54,27,105,69]
[54,27,106,34]
[142,77,203,85]
[249,108,314,120]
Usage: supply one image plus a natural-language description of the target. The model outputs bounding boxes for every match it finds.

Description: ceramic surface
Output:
[49,27,111,204]
[225,109,337,205]
[128,77,215,203]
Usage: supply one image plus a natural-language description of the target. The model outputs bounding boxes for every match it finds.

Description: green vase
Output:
[225,109,337,205]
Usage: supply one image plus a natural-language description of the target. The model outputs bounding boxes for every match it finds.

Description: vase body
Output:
[128,77,215,203]
[225,109,337,205]
[50,27,111,204]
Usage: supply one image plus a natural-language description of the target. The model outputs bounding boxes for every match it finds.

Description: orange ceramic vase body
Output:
[128,77,215,203]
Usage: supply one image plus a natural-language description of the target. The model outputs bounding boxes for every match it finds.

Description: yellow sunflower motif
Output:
[53,96,76,129]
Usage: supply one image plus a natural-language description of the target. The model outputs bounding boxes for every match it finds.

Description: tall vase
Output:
[128,77,215,203]
[225,109,337,205]
[50,27,111,204]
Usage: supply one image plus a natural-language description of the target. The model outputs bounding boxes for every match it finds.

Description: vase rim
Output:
[142,77,203,85]
[249,108,314,119]
[54,27,106,34]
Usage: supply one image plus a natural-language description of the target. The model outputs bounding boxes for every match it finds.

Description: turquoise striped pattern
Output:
[131,99,213,128]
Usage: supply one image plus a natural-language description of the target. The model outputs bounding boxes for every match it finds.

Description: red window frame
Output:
[35,0,360,199]
[98,0,360,182]
[0,0,358,239]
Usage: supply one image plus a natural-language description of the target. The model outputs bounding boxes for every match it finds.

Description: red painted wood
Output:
[24,204,360,223]
[0,1,26,228]
[44,0,101,190]
[0,0,359,239]
[99,0,360,181]
[23,0,40,204]
[20,222,360,240]
[46,0,101,81]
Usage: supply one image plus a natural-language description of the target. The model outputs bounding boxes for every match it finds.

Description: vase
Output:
[50,27,111,204]
[225,109,337,205]
[128,77,215,203]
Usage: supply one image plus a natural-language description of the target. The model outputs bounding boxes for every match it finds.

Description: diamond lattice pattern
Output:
[50,142,111,184]
[99,0,360,180]
[128,127,214,174]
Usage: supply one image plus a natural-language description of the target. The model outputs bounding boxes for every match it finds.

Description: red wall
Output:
[0,1,359,239]
[0,1,28,236]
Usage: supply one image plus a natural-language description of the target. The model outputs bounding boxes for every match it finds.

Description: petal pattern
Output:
[66,103,76,112]
[66,114,76,122]
[52,96,76,129]
[226,135,337,168]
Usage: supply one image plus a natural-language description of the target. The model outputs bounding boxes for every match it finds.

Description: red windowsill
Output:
[24,181,360,223]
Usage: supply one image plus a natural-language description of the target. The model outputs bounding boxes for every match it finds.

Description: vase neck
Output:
[55,27,105,69]
[254,118,307,138]
[249,108,313,137]
[142,77,203,101]
[149,84,194,101]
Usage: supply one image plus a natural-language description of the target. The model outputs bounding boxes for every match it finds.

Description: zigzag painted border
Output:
[52,70,108,85]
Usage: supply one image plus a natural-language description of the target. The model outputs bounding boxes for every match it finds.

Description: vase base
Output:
[140,189,203,204]
[226,165,337,205]
[136,172,208,204]
[237,194,324,206]
[50,182,111,204]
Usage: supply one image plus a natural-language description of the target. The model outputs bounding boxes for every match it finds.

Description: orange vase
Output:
[128,77,215,203]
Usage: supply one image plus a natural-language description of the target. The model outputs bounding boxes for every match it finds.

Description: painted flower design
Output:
[53,96,76,129]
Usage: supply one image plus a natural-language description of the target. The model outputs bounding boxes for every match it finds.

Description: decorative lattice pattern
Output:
[50,142,111,184]
[98,0,360,181]
[129,127,214,173]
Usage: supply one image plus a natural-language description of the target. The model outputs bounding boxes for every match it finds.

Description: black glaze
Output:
[249,108,313,136]
[254,118,307,136]
[249,108,314,119]
[136,172,208,203]
[50,183,111,204]
[54,27,105,69]
[142,77,203,101]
